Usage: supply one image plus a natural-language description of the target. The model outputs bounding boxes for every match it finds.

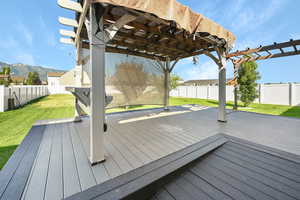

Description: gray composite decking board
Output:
[134,119,198,147]
[61,123,82,197]
[126,120,190,149]
[104,139,133,174]
[163,179,199,200]
[212,151,300,199]
[0,125,45,200]
[171,175,214,200]
[44,124,64,200]
[192,157,274,200]
[109,125,153,164]
[68,123,97,191]
[189,164,254,200]
[223,142,300,176]
[181,171,233,200]
[215,147,300,188]
[122,123,175,157]
[226,141,300,171]
[106,133,144,169]
[65,134,226,200]
[219,146,300,183]
[224,134,300,164]
[22,125,54,200]
[114,125,162,160]
[200,154,296,200]
[154,188,176,200]
[124,123,185,156]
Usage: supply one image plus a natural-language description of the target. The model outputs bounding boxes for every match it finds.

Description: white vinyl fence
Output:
[0,85,49,112]
[170,83,300,106]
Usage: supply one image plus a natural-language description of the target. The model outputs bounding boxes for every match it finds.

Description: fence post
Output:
[18,87,21,105]
[207,85,210,99]
[289,83,295,106]
[259,84,263,104]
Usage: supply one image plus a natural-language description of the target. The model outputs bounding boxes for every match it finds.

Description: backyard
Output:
[0,94,300,169]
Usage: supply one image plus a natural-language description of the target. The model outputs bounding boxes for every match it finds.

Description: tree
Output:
[0,66,11,75]
[170,74,182,90]
[111,61,148,104]
[26,71,42,85]
[237,59,261,107]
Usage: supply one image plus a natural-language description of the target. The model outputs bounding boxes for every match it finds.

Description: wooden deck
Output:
[1,106,300,200]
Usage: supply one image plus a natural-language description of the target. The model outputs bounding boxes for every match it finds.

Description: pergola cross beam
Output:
[227,38,300,110]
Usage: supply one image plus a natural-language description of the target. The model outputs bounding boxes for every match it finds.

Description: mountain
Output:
[0,61,66,81]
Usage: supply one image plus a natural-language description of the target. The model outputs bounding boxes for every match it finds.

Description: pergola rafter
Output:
[227,39,300,110]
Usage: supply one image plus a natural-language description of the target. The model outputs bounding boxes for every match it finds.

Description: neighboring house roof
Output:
[183,78,234,85]
[47,72,65,77]
[11,76,25,83]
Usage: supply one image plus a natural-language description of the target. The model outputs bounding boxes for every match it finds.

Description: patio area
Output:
[1,106,298,200]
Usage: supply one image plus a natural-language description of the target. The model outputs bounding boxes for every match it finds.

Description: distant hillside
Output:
[0,61,66,81]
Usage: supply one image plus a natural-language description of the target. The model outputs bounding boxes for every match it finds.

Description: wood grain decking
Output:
[1,106,300,200]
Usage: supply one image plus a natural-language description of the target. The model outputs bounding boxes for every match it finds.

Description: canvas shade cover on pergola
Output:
[58,0,236,164]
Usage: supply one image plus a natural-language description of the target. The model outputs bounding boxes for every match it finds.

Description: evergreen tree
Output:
[26,71,42,85]
[237,59,261,107]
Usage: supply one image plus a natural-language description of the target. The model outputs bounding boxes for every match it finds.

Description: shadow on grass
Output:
[280,106,300,118]
[0,145,18,170]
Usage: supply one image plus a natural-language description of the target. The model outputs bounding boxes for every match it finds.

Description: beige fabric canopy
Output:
[92,0,236,46]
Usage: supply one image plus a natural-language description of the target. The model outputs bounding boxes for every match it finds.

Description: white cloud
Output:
[15,54,35,65]
[231,0,286,33]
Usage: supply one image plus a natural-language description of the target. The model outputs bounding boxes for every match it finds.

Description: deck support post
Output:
[164,57,171,110]
[89,3,105,164]
[204,47,227,122]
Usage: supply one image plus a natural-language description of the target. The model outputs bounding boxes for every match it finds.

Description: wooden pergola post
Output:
[218,49,227,122]
[164,58,170,110]
[233,63,240,110]
[89,3,105,164]
[204,47,227,122]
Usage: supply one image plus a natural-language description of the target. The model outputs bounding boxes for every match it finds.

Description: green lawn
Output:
[170,97,300,118]
[1,94,300,170]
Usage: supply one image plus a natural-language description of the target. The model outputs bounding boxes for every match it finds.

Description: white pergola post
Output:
[89,4,105,164]
[74,44,84,122]
[204,48,227,122]
[218,49,227,122]
[164,58,170,110]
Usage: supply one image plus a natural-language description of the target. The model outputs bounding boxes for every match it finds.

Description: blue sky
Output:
[0,0,299,83]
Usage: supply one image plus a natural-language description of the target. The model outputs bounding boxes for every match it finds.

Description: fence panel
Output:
[262,84,290,105]
[0,85,49,112]
[170,83,300,106]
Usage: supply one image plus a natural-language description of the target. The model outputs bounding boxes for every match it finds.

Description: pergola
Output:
[227,39,300,109]
[58,0,235,164]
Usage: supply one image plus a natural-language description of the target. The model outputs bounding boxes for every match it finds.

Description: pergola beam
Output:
[59,29,76,38]
[227,39,300,58]
[58,17,78,27]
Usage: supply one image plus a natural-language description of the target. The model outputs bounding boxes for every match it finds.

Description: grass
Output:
[1,94,300,170]
[0,94,75,169]
[170,97,300,118]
